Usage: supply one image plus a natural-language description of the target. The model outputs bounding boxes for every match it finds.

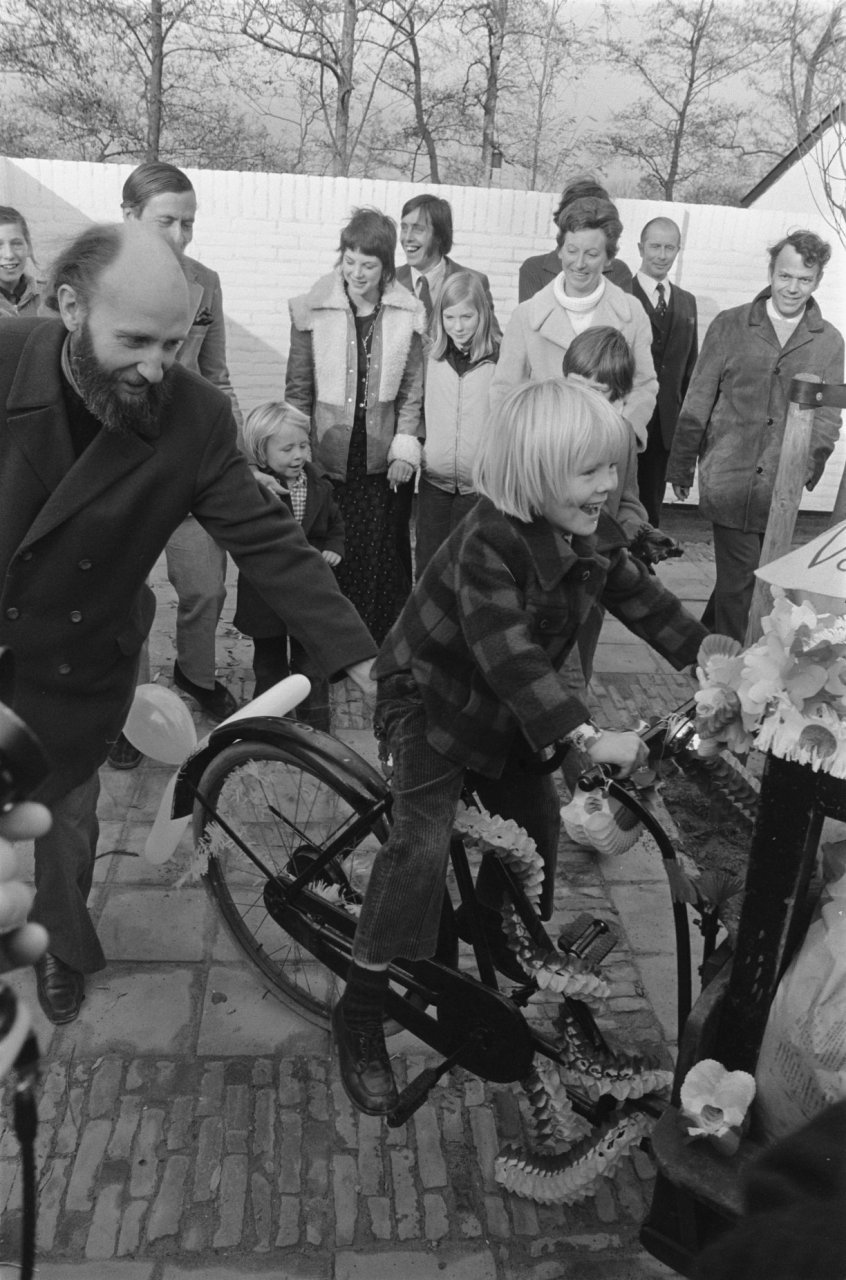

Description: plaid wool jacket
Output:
[373,498,706,777]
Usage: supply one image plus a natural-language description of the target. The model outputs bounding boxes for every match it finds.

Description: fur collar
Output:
[290,270,425,406]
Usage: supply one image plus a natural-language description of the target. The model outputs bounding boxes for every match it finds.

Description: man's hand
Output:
[0,803,50,973]
[586,730,648,779]
[252,467,286,498]
[672,484,690,501]
[387,460,414,490]
[322,550,342,567]
[345,659,377,703]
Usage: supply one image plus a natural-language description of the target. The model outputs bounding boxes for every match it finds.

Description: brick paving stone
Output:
[147,1153,190,1239]
[65,1119,111,1211]
[423,1191,449,1240]
[275,1193,300,1247]
[468,1106,499,1192]
[85,1180,121,1258]
[484,1192,511,1239]
[224,1083,250,1153]
[250,1170,272,1251]
[331,1078,358,1147]
[128,1108,163,1200]
[192,1114,223,1201]
[116,1198,147,1256]
[357,1112,384,1194]
[413,1100,447,1188]
[196,1060,225,1115]
[166,1096,194,1150]
[54,1086,84,1155]
[277,1110,303,1193]
[213,1153,248,1248]
[35,1156,70,1251]
[390,1147,420,1240]
[253,1086,275,1158]
[332,1152,358,1246]
[107,1095,142,1159]
[278,1059,303,1107]
[368,1194,392,1240]
[88,1058,123,1119]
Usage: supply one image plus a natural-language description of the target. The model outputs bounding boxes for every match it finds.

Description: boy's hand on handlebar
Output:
[587,730,648,778]
[0,802,50,973]
[345,659,377,704]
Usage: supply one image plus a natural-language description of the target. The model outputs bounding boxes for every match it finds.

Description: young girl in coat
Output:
[332,377,706,1116]
[415,271,499,574]
[234,401,345,730]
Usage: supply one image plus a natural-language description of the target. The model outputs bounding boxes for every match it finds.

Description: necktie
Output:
[655,282,667,318]
[417,275,432,320]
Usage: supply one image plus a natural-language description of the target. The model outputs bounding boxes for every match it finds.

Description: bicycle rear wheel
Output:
[195,738,388,1027]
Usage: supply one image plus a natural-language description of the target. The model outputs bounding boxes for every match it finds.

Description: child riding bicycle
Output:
[334,377,707,1116]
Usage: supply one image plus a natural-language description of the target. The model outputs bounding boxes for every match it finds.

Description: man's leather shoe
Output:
[107,732,143,770]
[35,953,84,1024]
[332,998,398,1116]
[173,661,238,723]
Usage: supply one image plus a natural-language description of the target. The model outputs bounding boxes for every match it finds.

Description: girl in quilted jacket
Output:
[415,271,499,574]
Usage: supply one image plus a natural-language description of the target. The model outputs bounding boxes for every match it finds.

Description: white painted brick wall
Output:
[3,156,845,513]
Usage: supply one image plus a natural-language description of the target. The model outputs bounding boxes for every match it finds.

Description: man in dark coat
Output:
[632,217,699,525]
[0,223,376,1023]
[668,229,844,641]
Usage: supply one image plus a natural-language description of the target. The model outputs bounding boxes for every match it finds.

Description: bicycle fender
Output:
[171,716,388,818]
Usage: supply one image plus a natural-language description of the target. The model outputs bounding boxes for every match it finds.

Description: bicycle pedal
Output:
[557,914,618,965]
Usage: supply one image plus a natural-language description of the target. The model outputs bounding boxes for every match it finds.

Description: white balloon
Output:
[124,684,198,764]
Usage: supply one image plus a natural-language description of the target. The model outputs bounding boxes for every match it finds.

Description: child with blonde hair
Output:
[415,270,499,573]
[234,401,344,729]
[332,377,706,1116]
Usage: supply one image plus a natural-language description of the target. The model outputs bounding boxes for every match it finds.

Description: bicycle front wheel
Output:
[195,738,388,1027]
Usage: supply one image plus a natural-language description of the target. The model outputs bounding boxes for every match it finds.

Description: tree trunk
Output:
[480,0,507,182]
[146,0,164,161]
[408,23,440,182]
[334,0,357,175]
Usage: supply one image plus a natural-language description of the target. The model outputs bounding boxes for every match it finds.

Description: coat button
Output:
[538,619,550,630]
[69,611,83,623]
[766,417,774,425]
[5,607,19,620]
[58,663,71,675]
[78,559,92,570]
[756,465,764,474]
[580,569,591,581]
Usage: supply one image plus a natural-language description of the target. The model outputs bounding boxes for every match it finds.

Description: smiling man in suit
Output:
[120,162,244,738]
[632,217,699,526]
[0,223,376,1023]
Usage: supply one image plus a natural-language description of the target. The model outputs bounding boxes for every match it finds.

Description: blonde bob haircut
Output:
[241,400,311,469]
[473,377,628,522]
[428,270,497,363]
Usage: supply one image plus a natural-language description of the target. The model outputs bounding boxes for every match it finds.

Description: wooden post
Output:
[744,375,818,646]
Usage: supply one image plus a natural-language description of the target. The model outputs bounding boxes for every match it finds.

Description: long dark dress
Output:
[332,309,410,645]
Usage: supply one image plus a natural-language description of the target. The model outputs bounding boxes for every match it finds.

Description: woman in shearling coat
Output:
[285,208,426,643]
[490,196,657,450]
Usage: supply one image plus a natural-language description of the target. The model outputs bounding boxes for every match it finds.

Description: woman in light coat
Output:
[286,207,425,643]
[491,196,657,450]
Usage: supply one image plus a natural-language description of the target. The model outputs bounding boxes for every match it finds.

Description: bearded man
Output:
[0,223,376,1024]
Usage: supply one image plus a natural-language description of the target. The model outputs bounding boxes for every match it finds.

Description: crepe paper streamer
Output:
[222,674,311,725]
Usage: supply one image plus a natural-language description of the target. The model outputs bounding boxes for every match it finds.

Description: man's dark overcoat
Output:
[0,317,375,801]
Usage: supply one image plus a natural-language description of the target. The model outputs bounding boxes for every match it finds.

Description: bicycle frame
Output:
[173,716,616,1126]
